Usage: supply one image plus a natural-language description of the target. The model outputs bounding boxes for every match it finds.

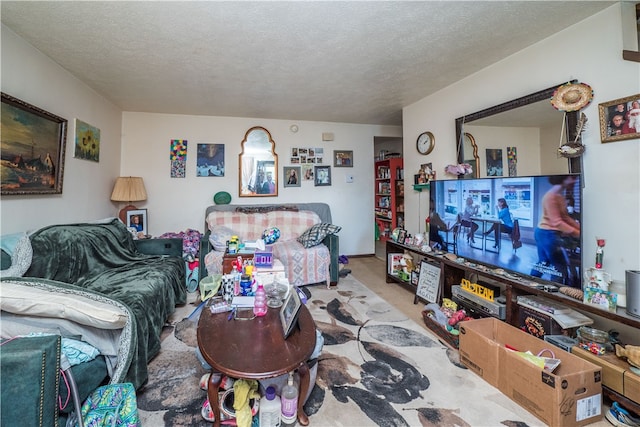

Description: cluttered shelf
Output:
[385,240,640,330]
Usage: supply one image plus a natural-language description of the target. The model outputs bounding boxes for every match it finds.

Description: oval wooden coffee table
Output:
[197,304,316,427]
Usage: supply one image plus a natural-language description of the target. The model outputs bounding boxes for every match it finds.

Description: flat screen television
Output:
[429,174,582,288]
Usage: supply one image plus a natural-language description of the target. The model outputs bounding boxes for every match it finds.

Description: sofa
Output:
[200,203,340,287]
[0,218,186,424]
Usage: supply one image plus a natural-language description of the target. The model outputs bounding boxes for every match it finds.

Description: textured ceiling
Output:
[1,1,615,126]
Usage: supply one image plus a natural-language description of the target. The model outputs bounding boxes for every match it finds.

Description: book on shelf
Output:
[388,253,404,275]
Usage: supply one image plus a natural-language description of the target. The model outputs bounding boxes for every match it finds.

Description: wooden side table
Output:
[197,305,316,426]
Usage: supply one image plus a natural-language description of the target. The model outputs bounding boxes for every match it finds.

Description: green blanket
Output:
[25,219,186,389]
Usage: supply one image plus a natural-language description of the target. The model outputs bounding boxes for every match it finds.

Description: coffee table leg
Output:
[297,362,310,425]
[208,372,222,427]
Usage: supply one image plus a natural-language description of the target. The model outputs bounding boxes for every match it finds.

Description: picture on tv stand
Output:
[429,174,582,288]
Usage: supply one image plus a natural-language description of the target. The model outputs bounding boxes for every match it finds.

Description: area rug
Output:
[137,275,543,426]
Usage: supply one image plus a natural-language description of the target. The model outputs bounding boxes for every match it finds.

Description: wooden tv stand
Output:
[386,239,640,412]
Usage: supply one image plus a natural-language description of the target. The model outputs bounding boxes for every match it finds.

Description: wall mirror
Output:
[239,126,278,197]
[455,82,581,178]
[462,133,480,178]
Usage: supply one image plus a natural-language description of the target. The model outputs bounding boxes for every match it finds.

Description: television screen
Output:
[429,174,582,288]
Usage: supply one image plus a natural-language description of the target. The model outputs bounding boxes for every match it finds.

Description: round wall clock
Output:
[416,131,435,155]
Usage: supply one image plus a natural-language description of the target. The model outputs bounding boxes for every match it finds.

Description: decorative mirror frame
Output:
[455,81,581,176]
[462,133,480,178]
[239,126,278,197]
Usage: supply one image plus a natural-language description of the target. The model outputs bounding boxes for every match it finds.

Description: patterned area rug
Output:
[137,275,543,426]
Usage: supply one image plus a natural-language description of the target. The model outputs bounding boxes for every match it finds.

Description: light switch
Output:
[346,175,354,183]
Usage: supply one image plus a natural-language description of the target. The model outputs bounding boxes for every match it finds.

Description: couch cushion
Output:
[1,282,127,329]
[207,211,268,241]
[297,223,342,248]
[272,240,330,287]
[265,210,320,241]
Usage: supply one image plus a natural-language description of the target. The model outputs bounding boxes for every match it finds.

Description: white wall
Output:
[1,25,123,234]
[121,112,401,255]
[403,4,640,287]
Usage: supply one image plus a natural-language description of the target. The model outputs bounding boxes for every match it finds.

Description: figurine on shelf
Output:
[615,344,640,370]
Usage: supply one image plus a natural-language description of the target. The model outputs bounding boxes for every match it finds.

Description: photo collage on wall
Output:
[290,147,324,181]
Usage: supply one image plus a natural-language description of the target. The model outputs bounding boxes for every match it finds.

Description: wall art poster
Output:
[486,148,503,176]
[196,143,224,177]
[74,119,100,162]
[507,146,517,177]
[170,139,187,178]
[1,92,68,195]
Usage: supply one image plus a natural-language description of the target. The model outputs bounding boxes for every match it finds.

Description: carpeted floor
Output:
[137,272,548,426]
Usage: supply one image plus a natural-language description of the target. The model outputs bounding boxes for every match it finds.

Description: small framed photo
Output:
[397,229,407,244]
[333,150,353,167]
[126,209,148,236]
[283,166,301,187]
[598,94,640,143]
[314,165,331,186]
[280,288,302,338]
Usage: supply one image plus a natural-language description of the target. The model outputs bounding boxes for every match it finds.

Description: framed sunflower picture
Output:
[74,119,101,162]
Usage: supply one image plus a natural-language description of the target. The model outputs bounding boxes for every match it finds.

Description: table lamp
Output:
[110,176,147,223]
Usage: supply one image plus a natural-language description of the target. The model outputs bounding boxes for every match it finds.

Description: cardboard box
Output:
[571,346,640,404]
[459,318,602,426]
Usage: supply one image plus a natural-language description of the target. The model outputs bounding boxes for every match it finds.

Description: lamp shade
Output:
[111,177,147,202]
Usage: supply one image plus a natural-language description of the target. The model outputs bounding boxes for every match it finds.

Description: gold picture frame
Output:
[598,94,640,143]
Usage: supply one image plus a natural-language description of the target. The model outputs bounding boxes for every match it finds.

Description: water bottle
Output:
[259,386,281,427]
[253,281,267,316]
[280,372,298,425]
[231,265,241,296]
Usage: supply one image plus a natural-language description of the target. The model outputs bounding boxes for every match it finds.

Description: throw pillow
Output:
[297,223,341,248]
[0,235,33,278]
[262,227,281,244]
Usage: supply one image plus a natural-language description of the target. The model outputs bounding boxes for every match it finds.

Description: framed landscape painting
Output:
[1,92,68,195]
